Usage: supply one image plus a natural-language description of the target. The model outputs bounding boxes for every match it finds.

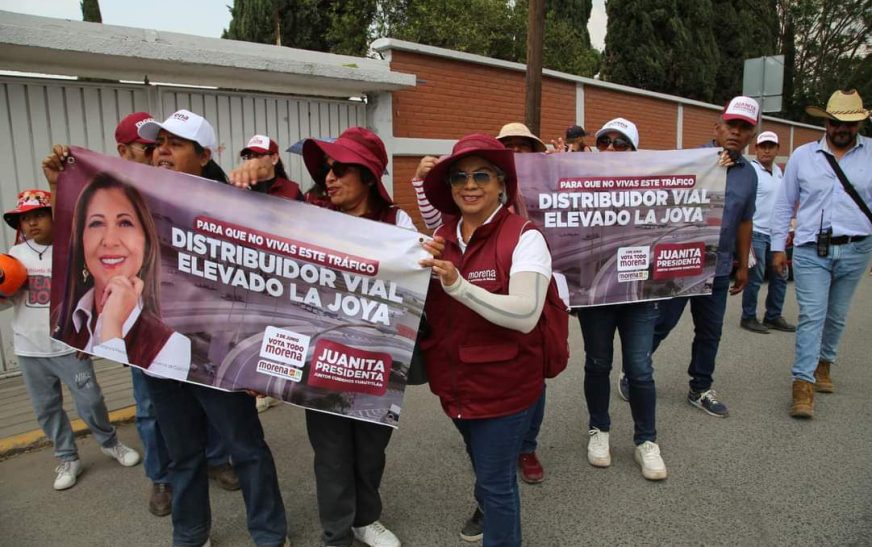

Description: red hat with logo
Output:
[115,112,157,145]
[4,189,52,229]
[423,133,517,215]
[721,96,760,126]
[240,134,279,156]
[302,127,392,204]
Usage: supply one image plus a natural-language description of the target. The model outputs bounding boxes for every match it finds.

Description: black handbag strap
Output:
[821,151,872,225]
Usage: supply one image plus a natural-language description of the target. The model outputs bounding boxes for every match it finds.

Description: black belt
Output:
[830,235,868,245]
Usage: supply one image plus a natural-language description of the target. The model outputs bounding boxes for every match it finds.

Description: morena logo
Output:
[173,113,190,122]
[134,118,154,129]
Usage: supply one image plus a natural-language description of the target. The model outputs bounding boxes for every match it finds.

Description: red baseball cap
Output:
[302,127,392,204]
[423,134,517,216]
[240,135,279,156]
[115,112,157,145]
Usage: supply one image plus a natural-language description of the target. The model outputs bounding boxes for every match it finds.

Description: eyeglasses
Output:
[596,136,632,152]
[448,170,497,187]
[322,161,352,178]
[241,151,268,160]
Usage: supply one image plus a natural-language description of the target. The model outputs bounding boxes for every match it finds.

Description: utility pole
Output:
[525,0,546,135]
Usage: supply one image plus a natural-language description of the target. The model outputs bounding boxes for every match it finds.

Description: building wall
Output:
[583,86,678,150]
[390,50,575,143]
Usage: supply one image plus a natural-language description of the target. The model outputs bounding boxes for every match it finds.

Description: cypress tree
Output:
[80,0,102,23]
[602,0,719,102]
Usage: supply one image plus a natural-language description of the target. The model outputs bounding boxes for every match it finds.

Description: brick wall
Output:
[682,105,719,148]
[584,86,678,150]
[390,50,575,142]
[794,126,823,149]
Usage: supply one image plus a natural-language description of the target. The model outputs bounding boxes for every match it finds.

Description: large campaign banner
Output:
[50,148,430,427]
[515,149,727,307]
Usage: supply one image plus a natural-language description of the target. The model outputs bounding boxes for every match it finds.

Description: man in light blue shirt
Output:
[741,131,795,334]
[771,89,872,419]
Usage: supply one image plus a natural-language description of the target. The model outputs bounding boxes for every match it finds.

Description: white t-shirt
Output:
[6,242,74,357]
[393,208,416,231]
[455,205,553,279]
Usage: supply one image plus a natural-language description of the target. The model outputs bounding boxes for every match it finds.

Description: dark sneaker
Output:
[518,452,545,483]
[763,316,796,332]
[687,389,729,417]
[208,463,241,491]
[618,373,630,402]
[460,507,483,542]
[740,317,769,334]
[149,482,172,517]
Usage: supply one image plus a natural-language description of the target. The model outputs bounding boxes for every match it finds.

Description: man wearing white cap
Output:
[740,131,796,334]
[652,96,759,418]
[771,89,872,418]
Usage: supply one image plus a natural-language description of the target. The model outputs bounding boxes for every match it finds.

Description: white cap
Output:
[721,96,760,126]
[595,118,639,150]
[756,131,779,145]
[138,109,217,152]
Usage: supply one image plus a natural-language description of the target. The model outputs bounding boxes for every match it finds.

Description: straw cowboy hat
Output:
[496,122,547,152]
[805,89,870,122]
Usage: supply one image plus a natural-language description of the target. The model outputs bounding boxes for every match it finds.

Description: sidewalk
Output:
[0,359,136,457]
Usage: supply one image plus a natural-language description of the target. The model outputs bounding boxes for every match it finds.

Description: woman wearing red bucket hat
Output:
[297,127,413,547]
[419,134,551,547]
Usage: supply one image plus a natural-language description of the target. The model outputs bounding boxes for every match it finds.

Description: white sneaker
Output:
[587,428,611,467]
[352,520,401,547]
[101,440,141,467]
[53,459,82,490]
[634,441,667,480]
[256,395,279,413]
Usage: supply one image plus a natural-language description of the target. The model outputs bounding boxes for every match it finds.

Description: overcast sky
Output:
[0,0,608,51]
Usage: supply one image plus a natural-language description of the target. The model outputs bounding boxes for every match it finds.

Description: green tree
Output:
[776,0,871,125]
[80,0,102,23]
[710,0,779,105]
[601,0,719,102]
[222,0,280,45]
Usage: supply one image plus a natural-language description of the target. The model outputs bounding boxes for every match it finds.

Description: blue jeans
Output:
[18,353,117,461]
[653,275,731,392]
[453,404,534,547]
[132,368,228,484]
[741,232,788,322]
[791,240,872,382]
[520,388,545,454]
[131,367,171,484]
[144,376,287,547]
[579,301,658,444]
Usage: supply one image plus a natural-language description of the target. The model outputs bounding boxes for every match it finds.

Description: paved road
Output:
[1,276,871,546]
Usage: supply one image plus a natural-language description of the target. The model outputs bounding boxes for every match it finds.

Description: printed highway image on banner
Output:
[50,148,430,428]
[515,149,727,307]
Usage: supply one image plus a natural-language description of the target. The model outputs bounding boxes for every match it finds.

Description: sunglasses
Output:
[241,151,268,160]
[322,160,352,178]
[827,119,860,128]
[448,170,496,187]
[130,143,156,155]
[596,136,632,151]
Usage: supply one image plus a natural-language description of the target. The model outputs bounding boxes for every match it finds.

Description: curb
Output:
[0,405,137,460]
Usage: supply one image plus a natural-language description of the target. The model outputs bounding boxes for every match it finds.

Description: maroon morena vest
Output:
[266,176,304,201]
[422,207,544,420]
